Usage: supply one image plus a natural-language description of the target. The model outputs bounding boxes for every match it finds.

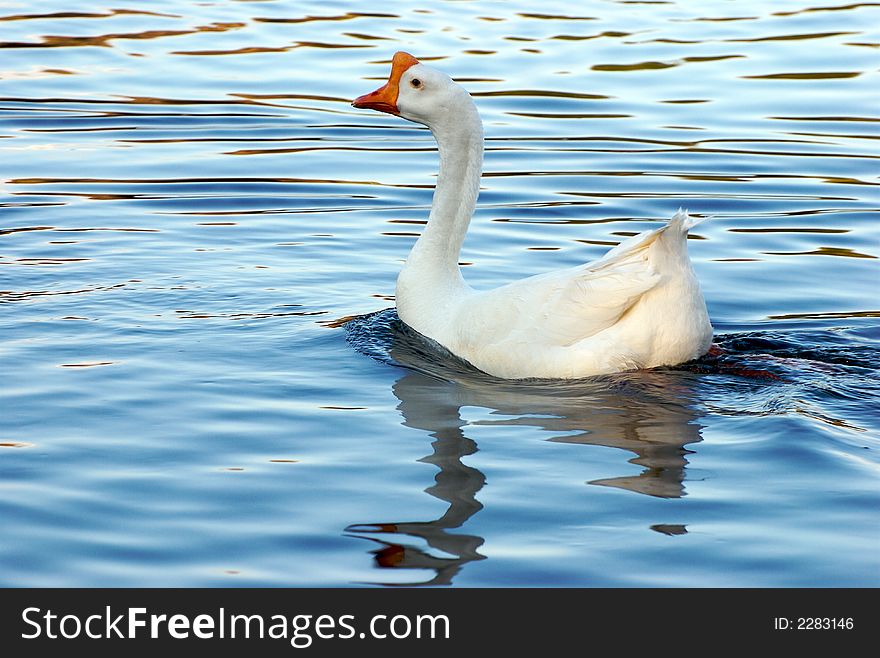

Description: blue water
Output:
[1,0,878,587]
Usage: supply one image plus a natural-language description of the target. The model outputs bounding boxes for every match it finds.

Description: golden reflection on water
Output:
[763,246,877,258]
[0,9,180,22]
[743,71,862,79]
[0,23,246,50]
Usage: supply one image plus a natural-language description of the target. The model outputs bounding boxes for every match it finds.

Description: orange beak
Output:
[352,51,420,115]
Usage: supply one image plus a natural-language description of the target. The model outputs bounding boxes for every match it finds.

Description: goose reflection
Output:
[346,370,487,586]
[345,311,705,585]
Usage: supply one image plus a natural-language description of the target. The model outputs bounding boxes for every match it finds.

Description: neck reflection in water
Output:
[344,309,704,586]
[347,371,487,587]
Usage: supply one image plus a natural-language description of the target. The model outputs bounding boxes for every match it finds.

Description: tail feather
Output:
[586,208,709,272]
[669,207,710,232]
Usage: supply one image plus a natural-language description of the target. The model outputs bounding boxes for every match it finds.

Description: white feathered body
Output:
[354,54,713,380]
[396,210,713,379]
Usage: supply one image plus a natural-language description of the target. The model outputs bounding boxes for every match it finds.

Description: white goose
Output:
[353,52,713,379]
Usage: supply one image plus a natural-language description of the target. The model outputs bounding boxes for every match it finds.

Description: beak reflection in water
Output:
[343,310,703,586]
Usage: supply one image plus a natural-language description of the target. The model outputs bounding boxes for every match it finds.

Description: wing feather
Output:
[453,222,671,350]
[523,224,667,345]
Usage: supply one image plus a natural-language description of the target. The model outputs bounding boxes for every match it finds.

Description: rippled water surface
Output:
[1,0,878,587]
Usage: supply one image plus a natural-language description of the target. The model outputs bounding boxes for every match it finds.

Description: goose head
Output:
[352,51,474,127]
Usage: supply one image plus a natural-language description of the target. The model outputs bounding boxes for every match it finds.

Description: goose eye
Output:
[410,78,422,89]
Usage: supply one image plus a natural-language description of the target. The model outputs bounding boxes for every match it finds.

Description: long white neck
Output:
[404,99,484,279]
